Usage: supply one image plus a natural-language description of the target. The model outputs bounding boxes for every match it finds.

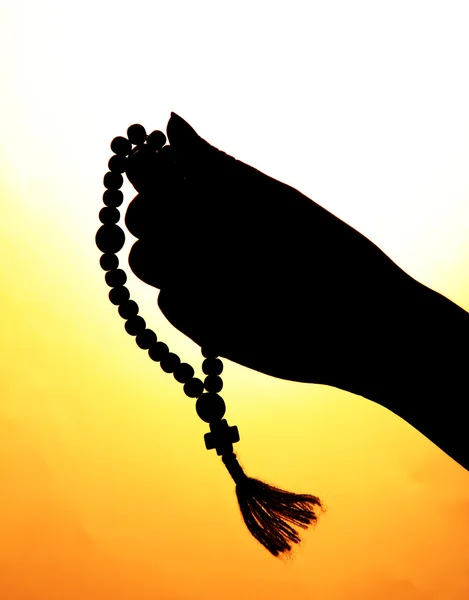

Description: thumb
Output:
[166,112,212,153]
[166,113,218,169]
[166,112,201,146]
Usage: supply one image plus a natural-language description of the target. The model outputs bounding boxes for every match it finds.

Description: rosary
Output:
[95,123,323,557]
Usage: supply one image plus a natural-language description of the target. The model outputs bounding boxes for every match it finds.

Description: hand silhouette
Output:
[125,114,417,393]
[123,112,469,471]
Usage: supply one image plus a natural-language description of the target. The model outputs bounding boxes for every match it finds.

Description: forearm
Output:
[359,280,469,471]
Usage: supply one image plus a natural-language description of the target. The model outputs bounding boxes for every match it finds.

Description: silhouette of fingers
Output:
[122,113,416,387]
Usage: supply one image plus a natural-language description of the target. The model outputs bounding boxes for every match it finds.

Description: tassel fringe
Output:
[222,453,323,557]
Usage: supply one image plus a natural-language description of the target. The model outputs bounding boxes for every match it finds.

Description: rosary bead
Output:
[160,352,181,373]
[111,136,132,156]
[103,171,124,190]
[99,207,120,224]
[204,375,223,393]
[125,315,146,336]
[202,346,218,359]
[202,358,223,375]
[109,286,130,305]
[118,300,139,319]
[100,253,119,271]
[183,378,204,399]
[136,329,157,349]
[108,154,127,173]
[196,393,226,423]
[105,269,127,288]
[103,189,123,207]
[96,224,125,253]
[173,362,195,384]
[147,130,166,150]
[127,124,147,145]
[148,342,169,362]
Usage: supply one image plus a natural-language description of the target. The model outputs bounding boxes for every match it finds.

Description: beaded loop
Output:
[105,268,127,288]
[99,127,239,469]
[96,129,333,559]
[196,393,226,423]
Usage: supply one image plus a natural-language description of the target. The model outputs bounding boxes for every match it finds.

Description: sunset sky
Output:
[1,1,469,598]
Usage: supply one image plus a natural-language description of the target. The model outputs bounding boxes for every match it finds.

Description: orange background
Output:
[1,2,469,598]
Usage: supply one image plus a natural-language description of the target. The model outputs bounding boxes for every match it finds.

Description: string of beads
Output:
[95,123,240,458]
[95,122,323,557]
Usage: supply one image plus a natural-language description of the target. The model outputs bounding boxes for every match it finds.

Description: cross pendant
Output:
[204,419,240,456]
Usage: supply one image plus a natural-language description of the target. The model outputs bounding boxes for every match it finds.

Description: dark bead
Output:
[127,124,147,145]
[96,224,125,253]
[148,342,169,362]
[103,171,124,190]
[100,253,119,271]
[99,207,120,224]
[103,189,123,207]
[111,136,132,156]
[105,269,127,287]
[125,315,146,336]
[108,154,127,173]
[196,393,226,423]
[173,363,195,384]
[118,300,139,319]
[147,130,166,150]
[204,375,223,393]
[160,352,181,373]
[183,378,204,399]
[109,286,130,305]
[202,358,223,376]
[136,329,157,349]
[202,346,218,359]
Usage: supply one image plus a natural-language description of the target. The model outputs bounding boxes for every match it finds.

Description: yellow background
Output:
[1,1,469,598]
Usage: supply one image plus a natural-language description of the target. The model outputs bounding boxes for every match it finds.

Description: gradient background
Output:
[1,1,469,598]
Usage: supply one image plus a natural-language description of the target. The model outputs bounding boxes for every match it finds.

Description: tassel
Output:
[222,452,324,557]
